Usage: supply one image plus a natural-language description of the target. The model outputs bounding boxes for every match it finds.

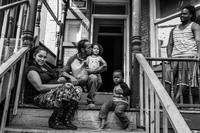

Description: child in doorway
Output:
[85,43,107,107]
[98,69,134,131]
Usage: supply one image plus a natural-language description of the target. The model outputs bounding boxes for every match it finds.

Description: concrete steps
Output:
[5,127,144,133]
[4,106,144,133]
[79,92,113,105]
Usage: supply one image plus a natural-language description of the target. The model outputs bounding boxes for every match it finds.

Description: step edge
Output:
[4,127,145,133]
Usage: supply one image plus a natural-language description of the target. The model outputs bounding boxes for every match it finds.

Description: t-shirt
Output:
[113,81,132,104]
[62,54,88,85]
[86,55,106,70]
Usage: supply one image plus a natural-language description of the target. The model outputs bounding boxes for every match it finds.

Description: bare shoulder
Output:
[192,22,200,30]
[27,70,39,78]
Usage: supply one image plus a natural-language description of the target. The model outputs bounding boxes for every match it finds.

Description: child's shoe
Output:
[88,103,95,108]
[87,100,95,108]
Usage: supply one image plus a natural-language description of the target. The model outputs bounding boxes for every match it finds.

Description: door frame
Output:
[90,14,130,86]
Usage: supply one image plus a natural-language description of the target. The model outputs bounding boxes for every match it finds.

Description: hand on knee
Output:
[57,77,67,83]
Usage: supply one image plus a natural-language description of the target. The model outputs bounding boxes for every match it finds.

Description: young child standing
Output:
[98,70,134,130]
[85,43,107,107]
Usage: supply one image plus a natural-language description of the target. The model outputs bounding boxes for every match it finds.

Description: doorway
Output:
[93,19,124,92]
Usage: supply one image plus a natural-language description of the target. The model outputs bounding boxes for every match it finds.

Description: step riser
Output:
[10,108,136,129]
[79,93,112,105]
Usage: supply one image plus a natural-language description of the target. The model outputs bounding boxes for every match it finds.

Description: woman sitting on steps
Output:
[26,45,82,130]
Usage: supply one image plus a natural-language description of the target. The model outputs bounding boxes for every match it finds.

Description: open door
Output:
[93,19,124,92]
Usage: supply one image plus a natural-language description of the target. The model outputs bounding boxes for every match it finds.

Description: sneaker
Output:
[88,103,95,108]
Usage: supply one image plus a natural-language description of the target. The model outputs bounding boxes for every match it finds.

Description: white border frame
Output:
[90,14,130,86]
[70,0,87,10]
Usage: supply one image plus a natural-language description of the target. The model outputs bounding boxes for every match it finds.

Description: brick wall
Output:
[141,0,150,57]
[43,0,60,54]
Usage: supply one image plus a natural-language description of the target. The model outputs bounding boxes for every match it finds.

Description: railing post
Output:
[57,0,69,69]
[131,0,141,108]
[22,0,38,47]
[4,8,14,61]
[34,0,43,46]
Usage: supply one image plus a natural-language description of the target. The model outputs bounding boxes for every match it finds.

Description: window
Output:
[93,4,126,14]
[63,20,82,46]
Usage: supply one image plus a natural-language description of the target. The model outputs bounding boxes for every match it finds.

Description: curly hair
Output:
[182,5,196,21]
[91,43,104,56]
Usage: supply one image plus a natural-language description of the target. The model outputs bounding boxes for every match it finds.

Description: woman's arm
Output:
[192,23,200,59]
[166,28,175,58]
[27,70,63,92]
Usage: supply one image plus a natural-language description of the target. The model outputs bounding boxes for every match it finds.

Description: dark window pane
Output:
[94,5,126,14]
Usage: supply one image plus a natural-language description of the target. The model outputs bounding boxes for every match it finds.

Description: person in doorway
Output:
[166,5,200,102]
[98,69,134,131]
[26,46,82,130]
[85,43,107,107]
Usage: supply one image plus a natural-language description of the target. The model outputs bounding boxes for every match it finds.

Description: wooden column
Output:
[57,0,68,68]
[131,0,142,108]
[34,0,43,46]
[4,8,14,61]
[22,0,38,47]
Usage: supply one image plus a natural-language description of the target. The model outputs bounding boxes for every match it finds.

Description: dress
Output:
[27,62,82,109]
[165,22,198,94]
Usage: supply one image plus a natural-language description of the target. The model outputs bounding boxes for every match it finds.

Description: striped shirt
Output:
[172,22,197,57]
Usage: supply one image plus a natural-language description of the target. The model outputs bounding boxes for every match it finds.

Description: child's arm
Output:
[120,82,133,96]
[99,56,107,69]
[93,56,107,73]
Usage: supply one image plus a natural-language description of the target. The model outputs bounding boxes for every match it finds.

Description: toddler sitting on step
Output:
[98,69,135,131]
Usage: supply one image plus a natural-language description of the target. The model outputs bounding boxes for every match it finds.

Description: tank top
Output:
[172,22,197,57]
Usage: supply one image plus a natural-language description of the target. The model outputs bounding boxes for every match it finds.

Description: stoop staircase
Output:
[4,93,145,133]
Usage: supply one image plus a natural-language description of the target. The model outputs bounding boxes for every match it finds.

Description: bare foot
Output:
[99,119,107,129]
